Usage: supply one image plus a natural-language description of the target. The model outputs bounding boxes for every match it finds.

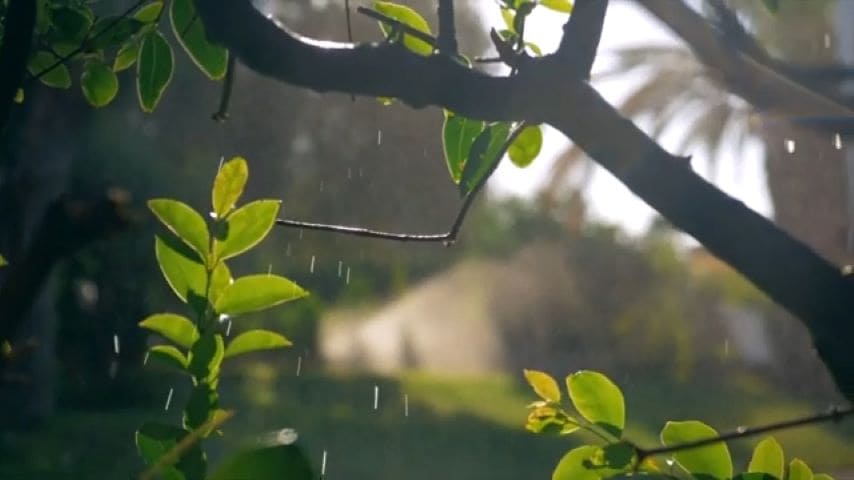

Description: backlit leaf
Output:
[148,345,189,371]
[567,370,625,438]
[788,459,813,480]
[212,157,248,218]
[442,111,484,183]
[540,0,573,13]
[748,437,784,479]
[140,313,199,349]
[213,200,280,262]
[552,445,600,480]
[508,124,543,168]
[459,121,510,196]
[215,275,307,316]
[171,0,229,79]
[81,61,119,107]
[135,1,164,23]
[114,41,140,72]
[149,199,210,261]
[660,420,732,480]
[374,1,433,56]
[224,329,292,359]
[154,235,206,304]
[523,369,561,402]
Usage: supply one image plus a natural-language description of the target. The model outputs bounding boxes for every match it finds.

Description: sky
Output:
[481,0,774,236]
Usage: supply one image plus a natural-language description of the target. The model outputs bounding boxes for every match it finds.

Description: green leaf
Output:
[184,382,219,430]
[149,199,210,261]
[459,122,511,196]
[187,332,225,383]
[154,235,207,304]
[442,111,484,183]
[14,89,24,104]
[114,41,140,72]
[735,474,779,480]
[210,444,314,480]
[135,1,164,23]
[552,445,600,480]
[88,16,144,49]
[224,330,292,359]
[567,370,625,438]
[788,459,813,480]
[213,200,280,262]
[50,6,92,44]
[137,30,174,112]
[508,124,543,168]
[212,157,249,218]
[171,0,229,79]
[0,254,6,267]
[500,8,515,32]
[523,369,561,402]
[27,51,71,89]
[748,437,784,479]
[136,422,206,480]
[660,420,733,480]
[148,345,189,371]
[215,275,307,316]
[373,1,433,56]
[140,313,199,349]
[540,0,573,13]
[81,61,119,107]
[209,261,232,305]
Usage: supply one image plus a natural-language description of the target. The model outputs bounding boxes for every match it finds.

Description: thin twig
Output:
[27,0,149,83]
[212,54,236,122]
[356,7,438,49]
[345,0,355,102]
[636,405,854,462]
[276,122,530,243]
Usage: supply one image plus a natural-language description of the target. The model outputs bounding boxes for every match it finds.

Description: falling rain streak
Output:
[320,180,325,192]
[785,139,796,154]
[321,449,328,477]
[404,394,409,417]
[373,385,379,411]
[113,334,120,355]
[310,255,316,274]
[337,260,343,277]
[286,243,292,256]
[143,352,149,365]
[226,320,233,337]
[377,129,382,146]
[346,267,351,285]
[296,356,302,376]
[833,133,843,150]
[164,387,174,411]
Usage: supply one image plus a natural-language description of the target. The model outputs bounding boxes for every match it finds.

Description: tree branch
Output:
[0,0,36,136]
[555,0,609,79]
[195,0,854,398]
[437,0,458,55]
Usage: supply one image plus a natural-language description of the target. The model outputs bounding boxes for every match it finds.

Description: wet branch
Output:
[437,0,458,55]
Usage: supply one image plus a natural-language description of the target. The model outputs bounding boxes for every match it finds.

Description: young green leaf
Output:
[170,0,229,79]
[149,199,210,261]
[154,235,207,304]
[134,1,164,23]
[213,200,280,262]
[187,333,225,383]
[508,124,543,168]
[552,445,600,480]
[88,16,144,49]
[114,41,140,72]
[140,313,199,349]
[81,61,119,107]
[148,345,189,370]
[660,420,733,480]
[459,122,510,196]
[788,459,813,480]
[540,0,573,14]
[210,444,314,480]
[27,51,72,89]
[373,1,434,56]
[212,157,249,218]
[215,275,307,316]
[209,261,233,305]
[567,370,625,438]
[748,437,784,479]
[442,111,485,183]
[523,369,561,402]
[137,30,174,112]
[224,329,292,359]
[500,8,515,32]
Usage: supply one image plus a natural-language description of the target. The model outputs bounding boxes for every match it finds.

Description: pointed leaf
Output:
[114,41,140,72]
[148,345,189,371]
[788,459,813,480]
[27,51,71,89]
[212,157,248,218]
[224,329,292,359]
[81,61,119,107]
[552,445,600,480]
[135,1,164,23]
[442,111,484,183]
[374,1,433,56]
[210,444,314,480]
[171,0,228,79]
[748,437,784,479]
[149,199,210,261]
[215,275,307,316]
[567,370,625,438]
[154,235,206,304]
[140,313,199,349]
[523,369,561,402]
[508,124,543,168]
[209,261,232,305]
[213,200,280,262]
[459,122,510,195]
[88,16,144,49]
[540,0,573,13]
[660,420,733,480]
[137,30,174,112]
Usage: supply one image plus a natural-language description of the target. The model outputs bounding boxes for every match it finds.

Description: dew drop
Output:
[736,425,748,434]
[665,459,675,467]
[833,133,842,150]
[164,387,174,411]
[113,334,120,355]
[310,255,316,274]
[785,139,796,154]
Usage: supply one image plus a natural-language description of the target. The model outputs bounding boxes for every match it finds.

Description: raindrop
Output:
[319,180,325,192]
[321,449,328,477]
[347,167,352,180]
[824,33,832,49]
[337,260,343,278]
[299,229,304,240]
[843,264,854,275]
[113,334,120,355]
[268,264,273,275]
[346,267,351,285]
[723,339,729,359]
[665,459,675,467]
[784,139,796,154]
[359,167,363,178]
[373,385,379,411]
[219,313,230,323]
[143,352,150,365]
[736,425,748,434]
[404,394,409,417]
[109,360,119,379]
[259,428,299,446]
[296,356,302,376]
[164,387,174,411]
[310,255,316,273]
[377,129,382,146]
[833,133,842,150]
[226,320,233,337]
[286,243,292,256]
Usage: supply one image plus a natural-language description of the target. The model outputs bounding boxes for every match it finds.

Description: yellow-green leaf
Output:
[788,459,813,480]
[134,1,163,23]
[212,157,248,218]
[749,437,784,479]
[114,41,140,72]
[373,1,433,56]
[140,313,199,349]
[171,0,229,79]
[540,0,573,14]
[567,370,625,438]
[215,275,307,316]
[154,235,206,304]
[442,111,485,184]
[224,329,292,359]
[149,198,210,261]
[660,420,732,480]
[508,124,543,168]
[552,445,600,480]
[81,61,119,107]
[27,51,71,89]
[523,369,561,402]
[213,200,280,262]
[0,254,6,267]
[148,345,189,370]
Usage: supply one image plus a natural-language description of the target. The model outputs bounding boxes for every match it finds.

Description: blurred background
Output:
[1,0,853,478]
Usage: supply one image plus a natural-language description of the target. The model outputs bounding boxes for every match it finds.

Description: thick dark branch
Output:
[437,0,458,55]
[196,0,854,399]
[0,0,36,136]
[555,0,609,78]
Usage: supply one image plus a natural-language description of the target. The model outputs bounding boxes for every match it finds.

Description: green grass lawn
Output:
[1,366,851,479]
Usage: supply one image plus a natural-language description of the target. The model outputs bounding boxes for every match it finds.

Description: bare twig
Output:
[276,122,530,243]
